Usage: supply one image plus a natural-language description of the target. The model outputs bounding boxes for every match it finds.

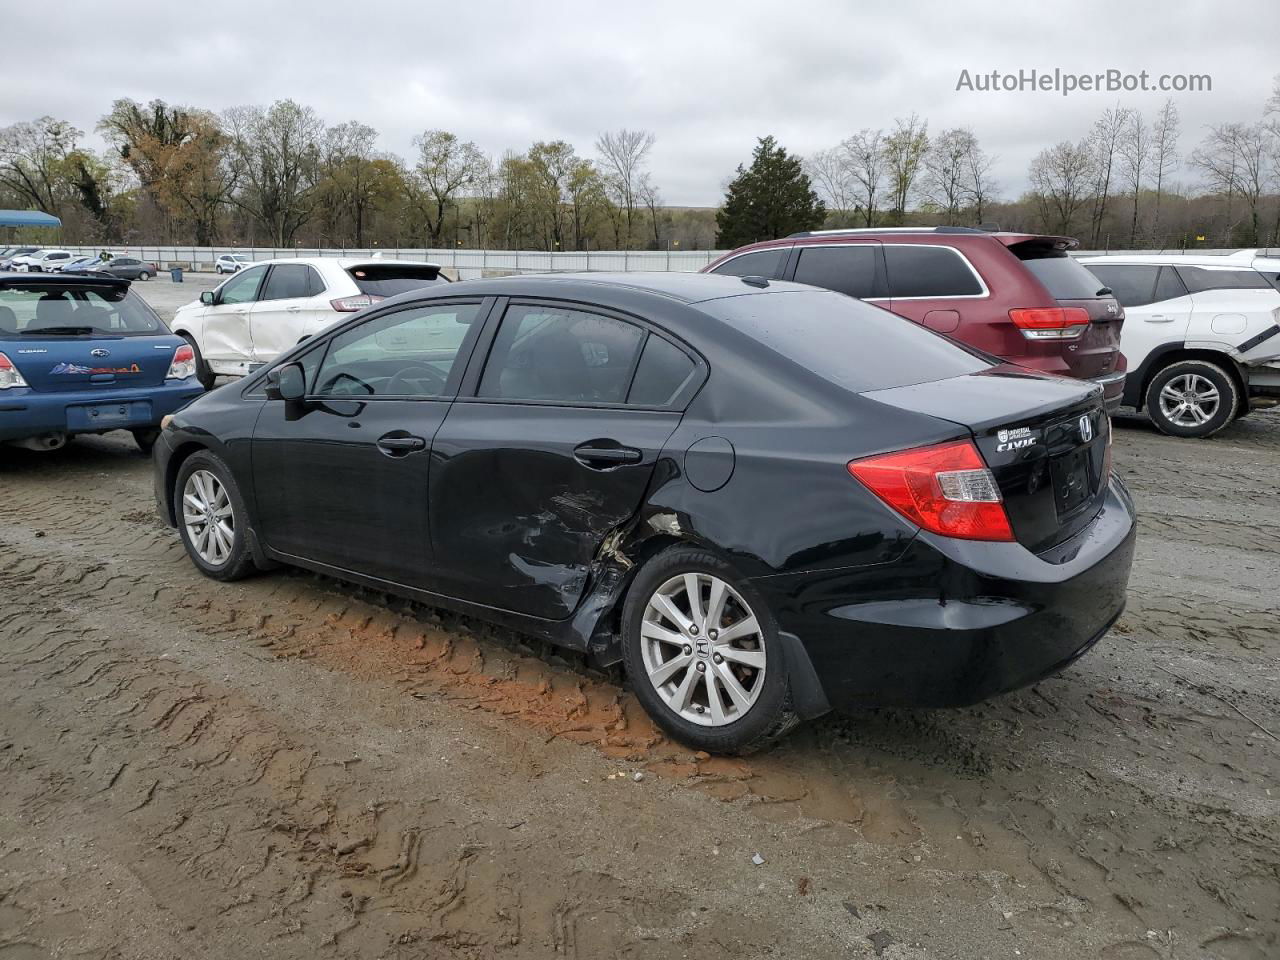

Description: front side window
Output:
[478,304,645,404]
[1176,266,1273,294]
[884,245,984,298]
[314,301,481,398]
[792,245,880,298]
[709,248,787,280]
[218,265,267,305]
[1085,265,1161,307]
[260,264,320,301]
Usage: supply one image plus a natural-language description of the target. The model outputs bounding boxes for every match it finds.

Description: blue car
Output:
[0,272,205,452]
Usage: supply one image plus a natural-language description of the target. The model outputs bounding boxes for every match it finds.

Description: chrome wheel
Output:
[182,469,235,565]
[1159,373,1220,427]
[639,573,766,727]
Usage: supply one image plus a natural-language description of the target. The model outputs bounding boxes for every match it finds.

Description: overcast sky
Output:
[1,0,1275,206]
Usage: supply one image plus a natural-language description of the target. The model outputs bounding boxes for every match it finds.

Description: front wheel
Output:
[175,450,259,581]
[1144,359,1240,438]
[621,547,797,754]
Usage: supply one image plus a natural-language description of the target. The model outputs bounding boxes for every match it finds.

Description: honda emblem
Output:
[1079,415,1093,442]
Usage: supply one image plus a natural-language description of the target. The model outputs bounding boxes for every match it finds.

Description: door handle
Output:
[1146,315,1174,323]
[287,305,302,312]
[376,434,426,456]
[574,443,643,467]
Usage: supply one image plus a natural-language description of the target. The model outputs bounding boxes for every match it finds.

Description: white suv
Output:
[1079,252,1280,437]
[215,254,250,274]
[171,257,449,388]
[13,249,74,272]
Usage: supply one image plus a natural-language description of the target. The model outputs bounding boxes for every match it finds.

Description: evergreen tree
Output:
[716,136,825,247]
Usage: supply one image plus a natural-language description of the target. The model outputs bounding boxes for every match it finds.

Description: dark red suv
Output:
[703,227,1126,411]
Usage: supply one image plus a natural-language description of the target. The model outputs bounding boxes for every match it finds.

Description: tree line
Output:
[3,80,1280,251]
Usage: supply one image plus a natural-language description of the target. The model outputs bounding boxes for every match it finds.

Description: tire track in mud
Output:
[2,428,1279,958]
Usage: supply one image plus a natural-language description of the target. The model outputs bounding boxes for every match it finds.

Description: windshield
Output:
[0,283,167,339]
[709,289,991,393]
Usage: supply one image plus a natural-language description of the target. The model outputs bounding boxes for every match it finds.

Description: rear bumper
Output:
[0,379,205,442]
[752,477,1136,709]
[1089,371,1125,413]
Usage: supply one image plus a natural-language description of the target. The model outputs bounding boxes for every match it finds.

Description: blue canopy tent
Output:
[0,210,62,229]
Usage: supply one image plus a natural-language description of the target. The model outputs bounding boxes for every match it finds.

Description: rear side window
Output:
[1175,266,1273,294]
[627,335,696,406]
[347,264,445,297]
[792,245,880,298]
[711,290,990,392]
[885,245,983,298]
[0,284,165,338]
[479,304,645,404]
[1154,266,1188,303]
[261,264,321,301]
[1084,264,1161,307]
[709,249,787,280]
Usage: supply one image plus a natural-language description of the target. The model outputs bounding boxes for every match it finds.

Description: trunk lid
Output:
[8,334,179,391]
[865,368,1110,553]
[1013,240,1124,381]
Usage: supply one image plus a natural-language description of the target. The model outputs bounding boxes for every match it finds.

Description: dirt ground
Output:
[2,344,1278,957]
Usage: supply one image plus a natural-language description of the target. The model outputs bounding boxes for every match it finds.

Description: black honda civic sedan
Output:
[154,272,1135,753]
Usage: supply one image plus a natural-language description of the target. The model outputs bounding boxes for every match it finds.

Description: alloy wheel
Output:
[1159,373,1220,427]
[639,573,767,726]
[182,469,235,565]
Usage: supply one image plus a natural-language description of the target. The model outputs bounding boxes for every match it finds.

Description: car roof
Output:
[403,271,814,305]
[0,270,130,287]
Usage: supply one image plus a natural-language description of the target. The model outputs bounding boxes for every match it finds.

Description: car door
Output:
[1088,264,1191,369]
[251,297,489,588]
[248,263,326,363]
[202,264,267,365]
[428,300,697,620]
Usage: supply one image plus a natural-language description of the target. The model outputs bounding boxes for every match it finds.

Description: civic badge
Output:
[1079,415,1094,442]
[90,348,110,358]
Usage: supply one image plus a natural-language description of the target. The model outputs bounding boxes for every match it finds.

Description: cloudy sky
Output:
[1,0,1274,206]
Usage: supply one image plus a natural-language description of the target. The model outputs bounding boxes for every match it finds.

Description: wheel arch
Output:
[1131,345,1247,413]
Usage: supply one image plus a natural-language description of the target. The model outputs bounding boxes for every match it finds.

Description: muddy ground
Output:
[2,365,1278,957]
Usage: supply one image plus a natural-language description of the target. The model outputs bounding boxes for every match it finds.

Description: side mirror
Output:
[266,362,306,402]
[200,290,215,305]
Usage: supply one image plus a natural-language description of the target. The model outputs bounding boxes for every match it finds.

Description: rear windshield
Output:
[0,283,166,339]
[347,264,447,297]
[710,289,991,393]
[1017,251,1109,299]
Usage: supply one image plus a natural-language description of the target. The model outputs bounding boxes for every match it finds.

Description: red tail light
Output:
[0,351,30,389]
[848,439,1014,542]
[330,295,384,312]
[166,344,196,380]
[1008,307,1090,340]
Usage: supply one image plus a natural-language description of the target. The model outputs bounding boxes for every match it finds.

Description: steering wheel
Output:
[318,371,375,396]
[386,363,447,396]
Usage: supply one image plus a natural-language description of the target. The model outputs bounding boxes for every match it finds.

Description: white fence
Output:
[54,243,1279,279]
[55,245,725,279]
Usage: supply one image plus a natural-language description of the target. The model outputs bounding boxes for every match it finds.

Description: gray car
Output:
[88,256,158,281]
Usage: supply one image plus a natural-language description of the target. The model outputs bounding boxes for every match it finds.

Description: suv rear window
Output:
[1175,266,1273,294]
[1018,252,1108,300]
[0,283,166,339]
[710,290,990,392]
[347,264,447,297]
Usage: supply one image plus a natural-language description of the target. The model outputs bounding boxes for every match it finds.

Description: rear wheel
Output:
[180,334,216,391]
[621,547,796,754]
[1145,359,1239,438]
[138,270,150,281]
[175,451,259,581]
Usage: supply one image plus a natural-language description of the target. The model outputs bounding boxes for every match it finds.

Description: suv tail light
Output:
[0,351,29,389]
[330,295,384,312]
[848,439,1014,541]
[1008,307,1090,340]
[166,344,196,380]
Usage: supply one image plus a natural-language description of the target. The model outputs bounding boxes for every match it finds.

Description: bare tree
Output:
[1029,139,1095,236]
[1119,111,1150,244]
[1150,99,1180,241]
[883,114,929,224]
[223,100,324,246]
[594,128,655,249]
[410,129,486,246]
[843,129,885,227]
[638,172,663,249]
[804,146,857,225]
[0,117,82,213]
[923,128,975,225]
[1087,106,1132,247]
[1191,122,1271,244]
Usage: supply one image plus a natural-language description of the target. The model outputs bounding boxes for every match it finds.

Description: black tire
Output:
[215,266,224,274]
[174,450,259,581]
[180,333,216,391]
[1144,359,1240,438]
[621,546,798,754]
[138,270,150,281]
[132,428,160,454]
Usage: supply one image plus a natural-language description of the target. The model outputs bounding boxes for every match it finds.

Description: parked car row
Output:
[0,247,159,280]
